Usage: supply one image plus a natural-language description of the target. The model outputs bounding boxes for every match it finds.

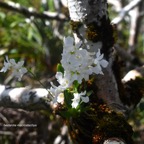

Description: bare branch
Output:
[0,1,67,21]
[0,85,51,110]
[121,66,144,111]
[107,0,122,12]
[128,0,144,53]
[104,138,126,144]
[115,44,142,66]
[122,66,144,82]
[112,0,142,24]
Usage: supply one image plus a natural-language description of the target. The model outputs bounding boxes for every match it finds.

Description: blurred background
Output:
[0,0,144,143]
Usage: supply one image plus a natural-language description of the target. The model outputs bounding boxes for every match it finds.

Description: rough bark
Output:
[68,0,124,111]
[62,0,144,143]
[62,0,135,143]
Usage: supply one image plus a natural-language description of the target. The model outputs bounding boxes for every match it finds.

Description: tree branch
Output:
[112,0,142,24]
[115,44,142,67]
[121,66,144,110]
[64,0,134,143]
[0,85,51,110]
[103,138,126,144]
[122,66,144,82]
[128,0,144,53]
[0,1,67,21]
[108,0,122,12]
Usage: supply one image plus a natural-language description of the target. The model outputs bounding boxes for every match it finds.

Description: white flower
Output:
[12,67,28,81]
[0,56,12,72]
[49,81,67,104]
[51,37,109,107]
[61,37,94,84]
[57,93,64,104]
[93,49,108,74]
[71,91,89,108]
[55,72,69,88]
[61,37,109,85]
[0,56,27,81]
[71,93,81,108]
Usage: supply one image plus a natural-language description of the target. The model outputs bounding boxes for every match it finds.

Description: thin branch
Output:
[112,0,142,24]
[107,0,122,12]
[115,44,142,66]
[128,0,144,53]
[0,85,51,110]
[0,1,67,21]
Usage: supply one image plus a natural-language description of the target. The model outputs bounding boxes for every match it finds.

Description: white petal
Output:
[5,56,9,62]
[100,59,108,68]
[97,53,104,60]
[56,72,63,81]
[57,93,64,104]
[21,67,28,73]
[64,36,74,47]
[80,91,86,96]
[73,93,81,100]
[75,41,82,48]
[9,59,16,65]
[96,49,101,57]
[18,61,24,67]
[81,96,89,103]
[71,101,79,108]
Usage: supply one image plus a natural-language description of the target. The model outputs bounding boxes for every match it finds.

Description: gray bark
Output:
[0,85,50,110]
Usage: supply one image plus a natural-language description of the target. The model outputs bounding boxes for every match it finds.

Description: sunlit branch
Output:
[108,0,122,12]
[0,85,51,110]
[112,0,142,24]
[122,66,144,82]
[0,1,67,21]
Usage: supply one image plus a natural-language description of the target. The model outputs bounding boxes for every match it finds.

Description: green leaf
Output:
[59,108,80,119]
[73,80,79,91]
[64,90,73,108]
[57,63,64,74]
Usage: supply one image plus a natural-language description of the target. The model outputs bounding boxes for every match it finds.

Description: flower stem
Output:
[28,70,54,99]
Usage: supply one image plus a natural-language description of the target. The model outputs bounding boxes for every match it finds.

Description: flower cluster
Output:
[50,36,108,109]
[0,36,108,110]
[0,56,27,81]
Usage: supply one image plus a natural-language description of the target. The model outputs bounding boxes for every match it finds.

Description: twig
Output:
[128,0,144,52]
[115,44,142,66]
[0,1,67,21]
[112,0,142,24]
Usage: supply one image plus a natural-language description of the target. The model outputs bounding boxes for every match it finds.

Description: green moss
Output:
[86,24,100,42]
[54,78,134,144]
[67,99,133,144]
[84,17,116,59]
[70,20,82,32]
